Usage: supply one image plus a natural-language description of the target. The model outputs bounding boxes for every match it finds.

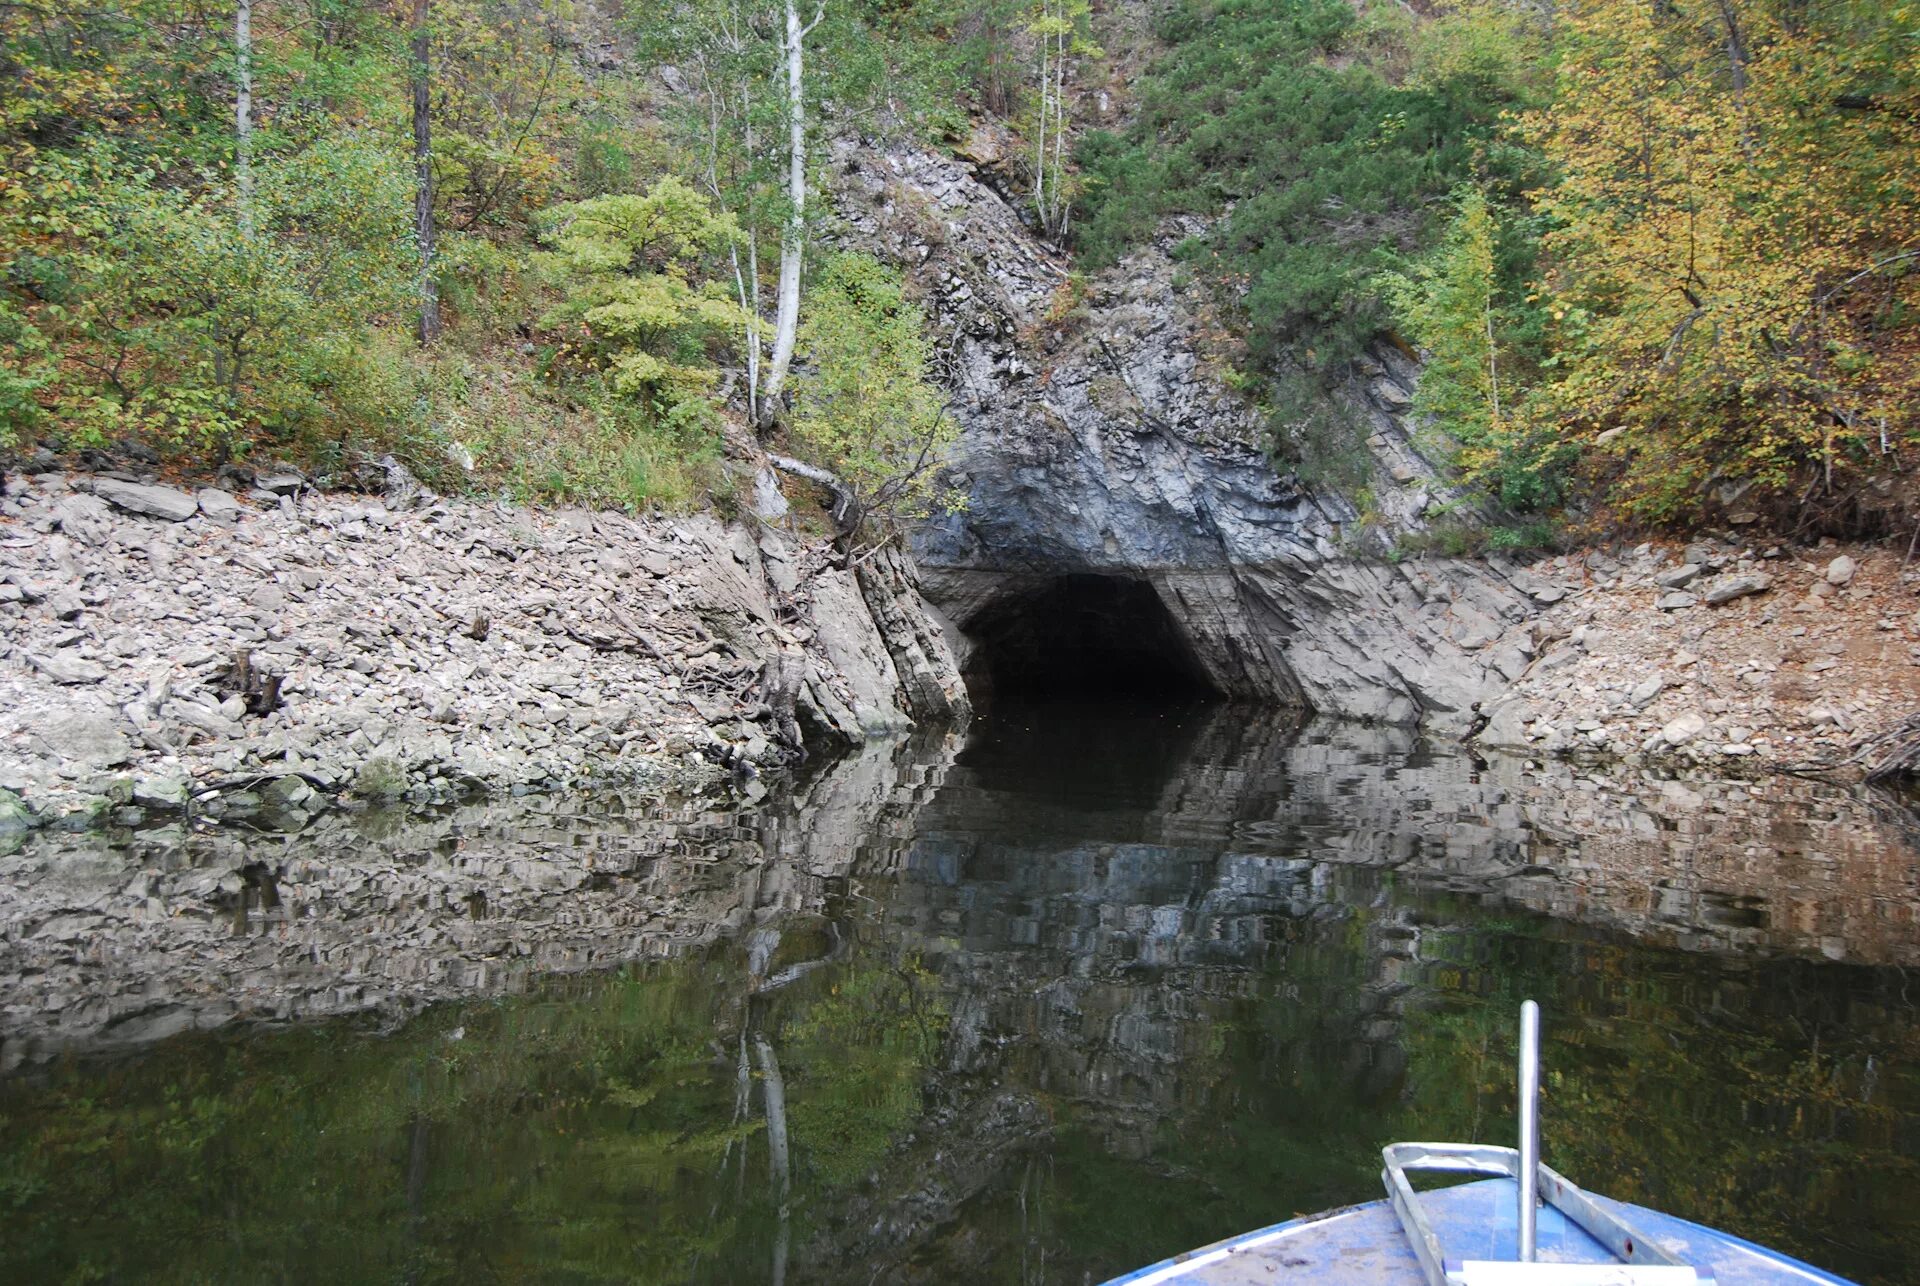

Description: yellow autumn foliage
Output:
[1525,0,1920,521]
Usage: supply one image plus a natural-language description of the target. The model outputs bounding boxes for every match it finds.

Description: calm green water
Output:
[3,703,1918,1284]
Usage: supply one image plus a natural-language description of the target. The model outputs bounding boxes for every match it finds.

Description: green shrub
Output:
[1077,0,1547,471]
[536,177,743,424]
[790,253,962,542]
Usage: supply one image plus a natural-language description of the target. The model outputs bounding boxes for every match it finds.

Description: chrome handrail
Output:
[1381,1002,1703,1286]
[1519,999,1541,1262]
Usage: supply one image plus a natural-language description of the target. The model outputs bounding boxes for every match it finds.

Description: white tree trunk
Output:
[1050,23,1068,233]
[701,57,762,422]
[752,1034,793,1286]
[412,0,441,344]
[761,0,816,421]
[235,0,252,232]
[1032,22,1048,214]
[741,85,764,422]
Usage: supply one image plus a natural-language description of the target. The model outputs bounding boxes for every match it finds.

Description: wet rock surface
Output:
[0,471,967,829]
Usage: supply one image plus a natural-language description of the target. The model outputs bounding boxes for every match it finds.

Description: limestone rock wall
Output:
[831,137,1543,729]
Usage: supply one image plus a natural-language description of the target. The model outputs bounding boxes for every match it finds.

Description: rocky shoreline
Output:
[1469,534,1920,769]
[0,466,969,838]
[3,462,1916,848]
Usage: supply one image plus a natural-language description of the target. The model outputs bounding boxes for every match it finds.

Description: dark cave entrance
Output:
[960,573,1219,702]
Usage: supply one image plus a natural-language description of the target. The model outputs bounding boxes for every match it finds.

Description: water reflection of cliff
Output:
[885,700,1920,969]
[5,704,1919,1284]
[0,728,960,1068]
[5,701,1918,1063]
[815,703,1920,1285]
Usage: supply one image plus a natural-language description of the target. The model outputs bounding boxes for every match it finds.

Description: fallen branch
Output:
[767,452,859,536]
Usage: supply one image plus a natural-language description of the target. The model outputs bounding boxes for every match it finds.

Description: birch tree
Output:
[682,0,773,424]
[636,0,819,428]
[758,0,823,425]
[411,0,441,344]
[234,0,252,232]
[1027,0,1094,241]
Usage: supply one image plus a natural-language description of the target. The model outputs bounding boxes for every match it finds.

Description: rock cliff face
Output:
[832,138,1543,728]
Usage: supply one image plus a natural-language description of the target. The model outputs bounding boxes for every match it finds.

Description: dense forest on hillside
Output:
[2,0,1916,534]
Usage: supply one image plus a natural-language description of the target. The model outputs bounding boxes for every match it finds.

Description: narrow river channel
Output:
[3,701,1917,1284]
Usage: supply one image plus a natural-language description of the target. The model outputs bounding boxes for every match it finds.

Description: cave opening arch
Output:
[957,572,1220,703]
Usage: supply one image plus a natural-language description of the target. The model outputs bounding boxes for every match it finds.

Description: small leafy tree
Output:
[1387,186,1500,442]
[789,252,961,544]
[537,177,745,421]
[1027,0,1098,240]
[1384,186,1564,509]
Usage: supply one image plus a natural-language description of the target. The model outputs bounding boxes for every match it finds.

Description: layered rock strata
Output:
[0,469,967,827]
[831,138,1539,728]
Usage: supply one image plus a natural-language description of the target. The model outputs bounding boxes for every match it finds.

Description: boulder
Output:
[29,651,107,684]
[1702,572,1772,605]
[1825,555,1857,586]
[91,478,200,522]
[33,713,133,768]
[132,775,191,809]
[197,488,241,522]
[1629,674,1667,708]
[1655,711,1707,747]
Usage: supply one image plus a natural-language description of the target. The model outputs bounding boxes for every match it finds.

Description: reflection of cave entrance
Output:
[962,573,1218,700]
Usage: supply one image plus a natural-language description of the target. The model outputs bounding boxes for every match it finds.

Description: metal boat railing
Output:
[1382,1001,1713,1286]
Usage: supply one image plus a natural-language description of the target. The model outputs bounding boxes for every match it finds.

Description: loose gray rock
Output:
[1825,555,1857,587]
[29,651,107,684]
[1656,711,1707,747]
[197,488,241,522]
[1629,674,1667,708]
[1702,572,1772,606]
[132,775,190,809]
[1655,564,1703,589]
[91,478,200,522]
[34,713,133,768]
[1656,592,1698,612]
[1806,705,1853,732]
[172,702,243,740]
